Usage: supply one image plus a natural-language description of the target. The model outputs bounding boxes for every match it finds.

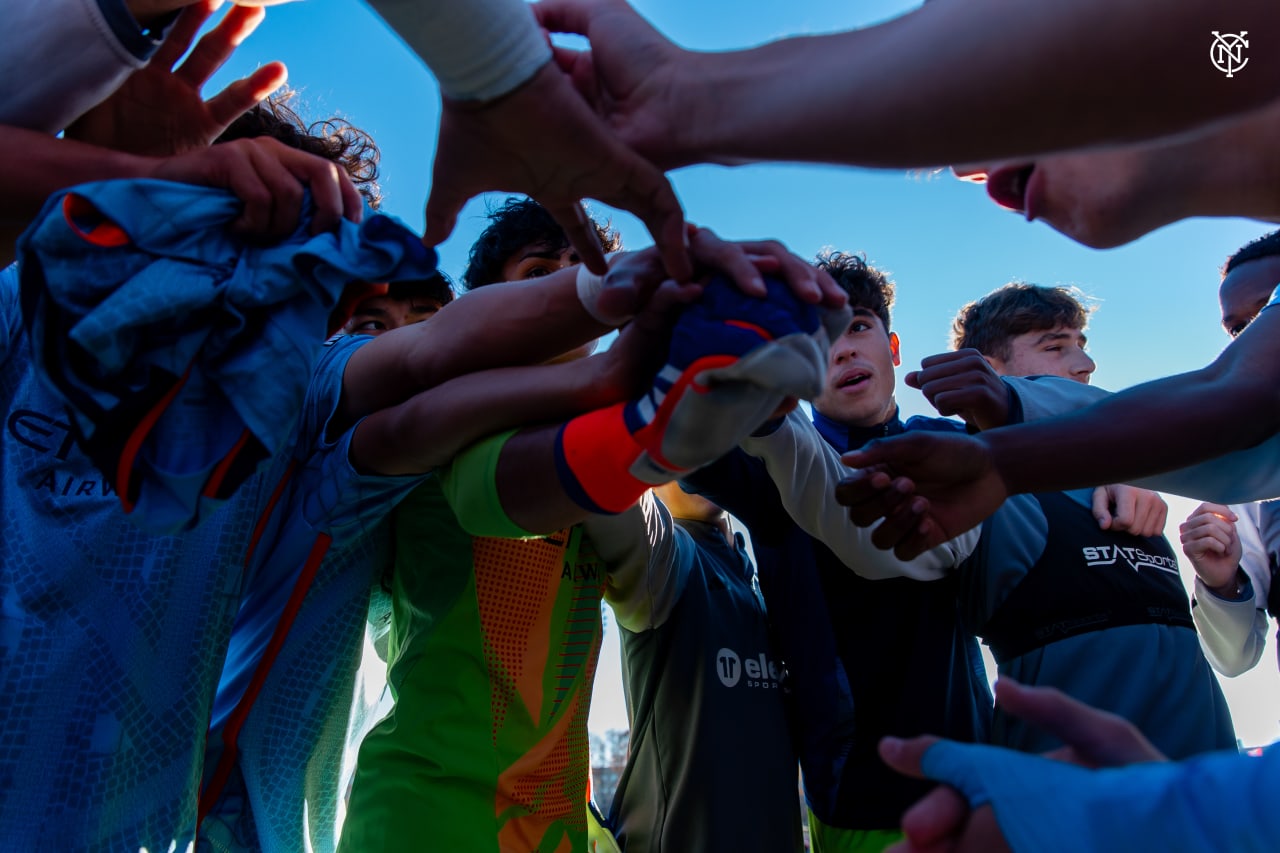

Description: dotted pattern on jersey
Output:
[0,330,269,850]
[473,532,570,744]
[219,525,389,853]
[471,527,606,849]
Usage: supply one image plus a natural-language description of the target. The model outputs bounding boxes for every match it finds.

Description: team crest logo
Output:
[1210,31,1249,78]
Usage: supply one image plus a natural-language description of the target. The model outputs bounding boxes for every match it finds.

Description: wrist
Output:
[1205,567,1249,601]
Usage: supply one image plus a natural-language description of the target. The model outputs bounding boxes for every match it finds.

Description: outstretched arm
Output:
[537,0,1279,171]
[841,299,1280,558]
[740,410,975,580]
[337,229,843,431]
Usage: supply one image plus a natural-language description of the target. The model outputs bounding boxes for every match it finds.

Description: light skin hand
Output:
[147,135,363,237]
[1092,484,1168,537]
[68,2,285,157]
[1180,503,1242,590]
[593,225,846,324]
[879,680,1163,853]
[907,349,1010,430]
[422,60,690,280]
[76,1,361,236]
[538,0,701,170]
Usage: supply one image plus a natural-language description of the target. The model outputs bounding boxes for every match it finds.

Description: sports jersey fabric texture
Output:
[19,179,437,532]
[342,435,605,852]
[0,268,420,851]
[685,408,993,833]
[607,516,802,853]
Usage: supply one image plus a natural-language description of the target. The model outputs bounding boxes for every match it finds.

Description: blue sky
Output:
[212,0,1280,745]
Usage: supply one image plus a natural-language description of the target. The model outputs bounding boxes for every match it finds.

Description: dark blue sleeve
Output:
[97,0,172,60]
[682,448,792,544]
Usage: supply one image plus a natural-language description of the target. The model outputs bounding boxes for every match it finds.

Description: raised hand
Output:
[907,349,1010,430]
[422,60,690,280]
[1180,503,1243,591]
[536,0,702,171]
[67,1,286,156]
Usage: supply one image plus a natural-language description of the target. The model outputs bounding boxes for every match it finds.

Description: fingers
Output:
[1091,485,1115,531]
[228,141,304,236]
[175,4,266,88]
[551,202,609,274]
[834,467,906,525]
[532,0,604,36]
[994,679,1164,767]
[688,228,765,294]
[616,170,691,281]
[1189,502,1236,523]
[900,785,972,850]
[1139,491,1168,537]
[422,166,466,249]
[879,735,941,780]
[218,139,361,237]
[725,238,825,302]
[205,61,287,133]
[874,498,937,559]
[1108,484,1137,532]
[151,0,218,69]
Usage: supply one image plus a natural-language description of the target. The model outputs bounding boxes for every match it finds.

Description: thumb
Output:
[879,735,941,780]
[1091,486,1113,530]
[423,172,467,249]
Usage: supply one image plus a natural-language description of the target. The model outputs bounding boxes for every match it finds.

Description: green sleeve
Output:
[438,429,537,539]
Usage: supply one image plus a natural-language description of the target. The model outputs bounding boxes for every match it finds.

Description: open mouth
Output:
[838,371,871,390]
[985,164,1035,213]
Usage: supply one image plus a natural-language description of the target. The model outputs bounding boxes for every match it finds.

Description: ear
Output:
[889,331,901,367]
[983,353,1007,375]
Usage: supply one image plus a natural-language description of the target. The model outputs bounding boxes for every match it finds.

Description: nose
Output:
[830,335,857,364]
[1071,349,1097,381]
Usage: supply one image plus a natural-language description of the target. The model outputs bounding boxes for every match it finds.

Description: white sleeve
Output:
[739,410,978,580]
[1003,374,1112,422]
[584,491,689,633]
[0,0,156,133]
[363,0,551,101]
[1191,502,1269,676]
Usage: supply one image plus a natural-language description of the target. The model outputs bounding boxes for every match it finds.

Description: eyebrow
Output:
[352,306,390,319]
[1034,330,1086,346]
[850,308,878,321]
[517,248,566,263]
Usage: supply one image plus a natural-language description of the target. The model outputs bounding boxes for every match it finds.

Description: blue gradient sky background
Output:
[209,0,1279,746]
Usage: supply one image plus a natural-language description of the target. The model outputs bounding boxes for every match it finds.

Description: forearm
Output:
[1170,99,1280,223]
[682,0,1278,168]
[363,0,550,101]
[339,266,609,424]
[0,127,155,224]
[351,353,621,476]
[987,351,1280,502]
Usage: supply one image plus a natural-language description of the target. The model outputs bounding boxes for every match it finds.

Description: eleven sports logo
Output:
[715,647,782,689]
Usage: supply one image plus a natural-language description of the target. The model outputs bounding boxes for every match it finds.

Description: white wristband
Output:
[577,258,626,326]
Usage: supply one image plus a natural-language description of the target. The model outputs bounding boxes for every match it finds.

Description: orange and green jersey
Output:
[341,434,606,853]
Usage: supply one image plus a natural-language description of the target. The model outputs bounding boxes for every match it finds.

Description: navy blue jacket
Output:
[685,409,993,830]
